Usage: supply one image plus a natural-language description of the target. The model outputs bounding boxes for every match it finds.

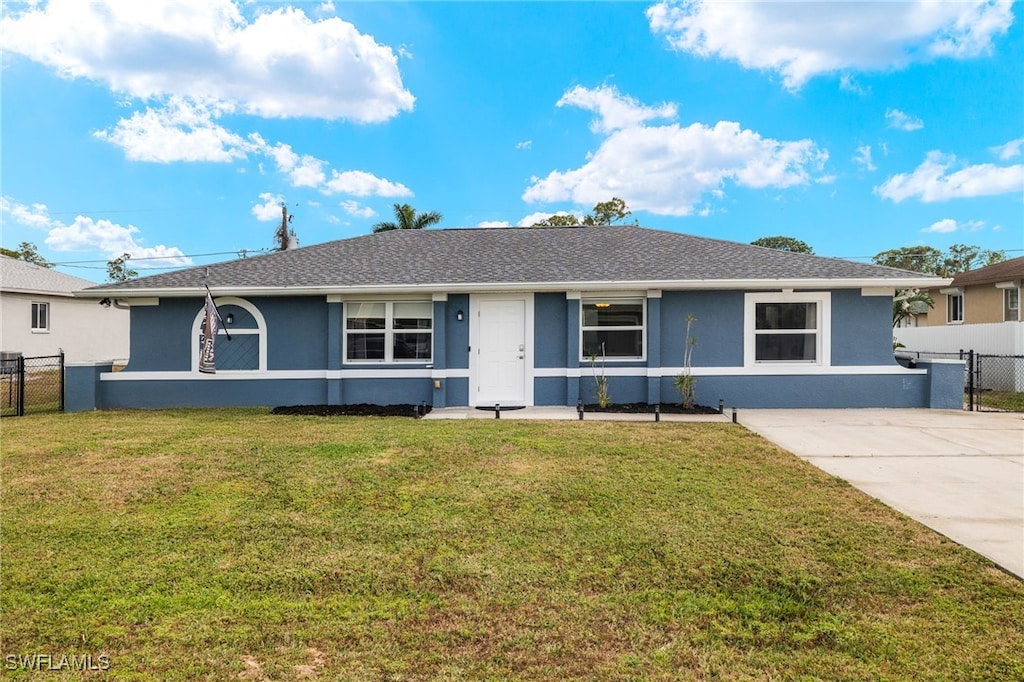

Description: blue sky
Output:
[2,0,1022,281]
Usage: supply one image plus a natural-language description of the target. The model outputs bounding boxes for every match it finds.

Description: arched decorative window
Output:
[190,297,267,372]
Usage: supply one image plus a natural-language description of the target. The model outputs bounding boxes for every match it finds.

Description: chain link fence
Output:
[0,353,64,417]
[897,349,1024,413]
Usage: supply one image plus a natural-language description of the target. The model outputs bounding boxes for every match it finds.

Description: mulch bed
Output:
[271,404,428,417]
[584,402,721,415]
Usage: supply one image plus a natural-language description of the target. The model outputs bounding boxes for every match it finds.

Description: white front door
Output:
[474,297,528,405]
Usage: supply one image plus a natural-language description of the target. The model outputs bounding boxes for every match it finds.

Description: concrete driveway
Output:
[738,409,1024,578]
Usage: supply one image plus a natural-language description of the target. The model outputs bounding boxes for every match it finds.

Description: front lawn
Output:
[2,409,1021,680]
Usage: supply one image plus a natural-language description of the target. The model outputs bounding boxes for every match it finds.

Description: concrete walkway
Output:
[738,409,1024,578]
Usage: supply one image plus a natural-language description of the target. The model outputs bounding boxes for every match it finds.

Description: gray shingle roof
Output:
[85,226,944,294]
[1,256,99,296]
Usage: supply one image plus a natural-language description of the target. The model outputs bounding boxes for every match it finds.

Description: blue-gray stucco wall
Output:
[830,290,900,366]
[71,289,953,411]
[660,291,744,367]
[535,293,568,368]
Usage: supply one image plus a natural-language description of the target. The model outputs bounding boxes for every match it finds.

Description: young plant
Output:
[674,314,697,409]
[590,342,610,408]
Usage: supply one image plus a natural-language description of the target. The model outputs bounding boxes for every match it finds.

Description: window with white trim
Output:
[190,297,266,372]
[581,298,644,360]
[346,301,432,363]
[745,292,830,366]
[1004,288,1019,322]
[31,302,49,332]
[947,294,964,324]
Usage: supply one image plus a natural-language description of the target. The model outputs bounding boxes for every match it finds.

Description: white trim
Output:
[102,365,927,382]
[646,289,662,299]
[861,287,895,297]
[190,296,268,372]
[75,276,953,299]
[431,292,448,302]
[469,293,534,407]
[343,299,434,365]
[120,297,159,306]
[580,296,647,362]
[939,287,964,296]
[946,292,964,325]
[565,290,581,300]
[30,301,50,332]
[102,368,473,381]
[744,292,831,368]
[995,281,1020,290]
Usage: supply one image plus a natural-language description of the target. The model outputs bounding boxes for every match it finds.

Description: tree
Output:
[892,289,934,328]
[872,246,944,274]
[1,241,53,268]
[274,203,297,251]
[944,243,1004,275]
[750,236,814,254]
[873,244,1005,277]
[372,203,443,233]
[106,253,138,282]
[532,213,581,227]
[531,197,636,227]
[583,197,633,226]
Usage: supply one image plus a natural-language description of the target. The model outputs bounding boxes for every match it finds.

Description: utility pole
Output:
[274,203,297,251]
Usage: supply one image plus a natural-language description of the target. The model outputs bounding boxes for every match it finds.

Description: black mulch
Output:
[271,404,429,417]
[584,402,721,415]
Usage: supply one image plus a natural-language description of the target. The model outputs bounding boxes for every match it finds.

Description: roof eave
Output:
[75,276,951,298]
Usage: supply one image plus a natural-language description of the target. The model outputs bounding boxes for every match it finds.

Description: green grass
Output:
[975,390,1024,412]
[0,368,62,415]
[2,409,1022,680]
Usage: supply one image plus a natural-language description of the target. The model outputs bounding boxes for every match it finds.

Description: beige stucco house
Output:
[895,256,1023,357]
[1,256,130,363]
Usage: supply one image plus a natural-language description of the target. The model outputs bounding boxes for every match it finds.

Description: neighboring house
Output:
[69,226,960,411]
[1,256,130,363]
[894,256,1024,357]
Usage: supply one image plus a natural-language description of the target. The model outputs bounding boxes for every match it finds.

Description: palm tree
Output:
[372,203,443,233]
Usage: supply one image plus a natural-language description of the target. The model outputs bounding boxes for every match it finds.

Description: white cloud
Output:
[990,137,1024,160]
[647,0,1014,91]
[853,145,876,172]
[93,97,261,162]
[885,108,924,132]
[557,85,676,134]
[922,218,958,233]
[922,218,986,234]
[2,195,190,267]
[838,74,868,95]
[0,196,54,229]
[524,88,827,216]
[252,193,285,222]
[516,140,532,150]
[876,150,1024,202]
[45,216,191,267]
[516,211,582,227]
[477,221,511,228]
[2,0,414,122]
[323,170,412,197]
[339,200,377,218]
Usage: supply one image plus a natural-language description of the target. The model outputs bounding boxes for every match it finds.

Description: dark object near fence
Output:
[1,352,64,417]
[900,349,1024,413]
